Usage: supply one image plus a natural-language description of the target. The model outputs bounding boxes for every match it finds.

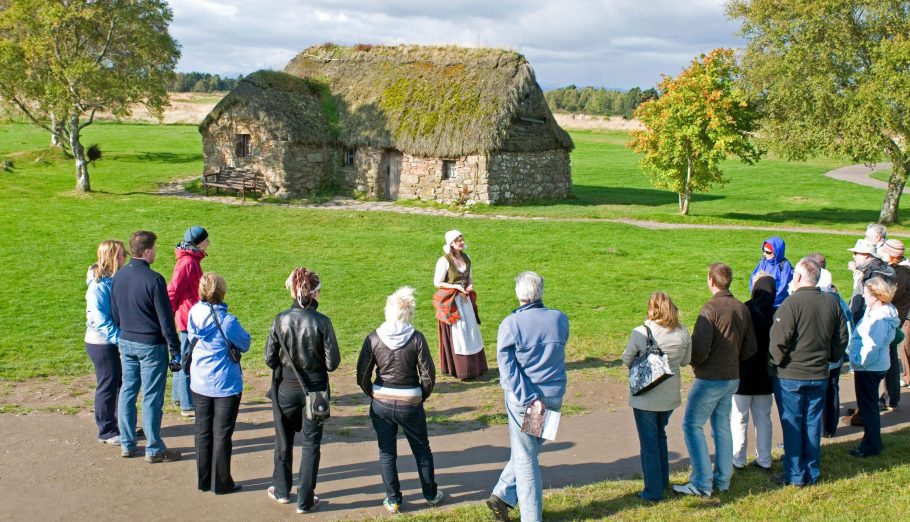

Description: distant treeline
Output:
[167,72,244,93]
[544,85,659,118]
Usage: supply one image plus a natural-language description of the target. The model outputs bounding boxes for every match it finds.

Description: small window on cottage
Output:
[234,134,251,157]
[442,160,456,180]
[344,148,355,166]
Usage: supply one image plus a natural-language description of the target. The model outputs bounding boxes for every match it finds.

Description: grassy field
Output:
[0,122,904,380]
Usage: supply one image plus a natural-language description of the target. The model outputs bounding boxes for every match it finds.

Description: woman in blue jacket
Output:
[749,236,793,308]
[848,276,899,458]
[187,272,251,494]
[84,240,126,445]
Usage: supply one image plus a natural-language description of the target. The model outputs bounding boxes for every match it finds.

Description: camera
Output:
[168,355,182,372]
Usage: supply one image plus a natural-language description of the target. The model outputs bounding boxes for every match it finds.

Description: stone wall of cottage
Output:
[486,149,572,203]
[397,153,490,204]
[202,118,336,199]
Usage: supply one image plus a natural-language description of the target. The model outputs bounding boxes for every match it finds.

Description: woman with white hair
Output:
[356,286,443,514]
[432,230,487,379]
[264,267,340,514]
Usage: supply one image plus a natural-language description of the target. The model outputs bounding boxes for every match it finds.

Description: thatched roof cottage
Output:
[200,44,574,203]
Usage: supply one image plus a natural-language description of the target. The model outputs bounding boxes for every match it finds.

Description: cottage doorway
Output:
[382,150,402,200]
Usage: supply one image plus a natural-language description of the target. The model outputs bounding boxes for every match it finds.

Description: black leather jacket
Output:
[265,301,340,390]
[356,330,435,400]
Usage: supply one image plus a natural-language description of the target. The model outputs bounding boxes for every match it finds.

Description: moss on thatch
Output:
[200,70,337,142]
[283,44,573,156]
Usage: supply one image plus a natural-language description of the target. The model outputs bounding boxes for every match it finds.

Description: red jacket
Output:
[167,248,206,331]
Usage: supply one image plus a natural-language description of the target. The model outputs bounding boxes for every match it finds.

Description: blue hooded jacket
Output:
[749,236,793,308]
[187,301,251,397]
[85,267,120,345]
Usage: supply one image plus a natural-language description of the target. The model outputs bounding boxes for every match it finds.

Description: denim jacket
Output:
[85,267,120,345]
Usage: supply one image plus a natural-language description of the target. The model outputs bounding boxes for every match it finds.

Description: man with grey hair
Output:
[769,257,849,487]
[487,272,569,522]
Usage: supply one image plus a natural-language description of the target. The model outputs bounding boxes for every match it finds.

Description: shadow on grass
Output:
[499,186,724,208]
[722,208,883,226]
[119,151,203,164]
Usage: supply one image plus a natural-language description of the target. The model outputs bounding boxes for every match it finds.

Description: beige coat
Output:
[622,320,692,412]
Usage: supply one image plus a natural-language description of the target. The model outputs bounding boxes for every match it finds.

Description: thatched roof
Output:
[200,70,336,143]
[283,44,573,156]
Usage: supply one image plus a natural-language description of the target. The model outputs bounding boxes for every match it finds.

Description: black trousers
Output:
[370,398,437,504]
[882,342,902,408]
[272,385,323,511]
[193,391,241,493]
[855,371,887,455]
[823,367,841,436]
[85,342,121,439]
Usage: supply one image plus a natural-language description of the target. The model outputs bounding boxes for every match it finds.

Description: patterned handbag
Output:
[629,324,674,396]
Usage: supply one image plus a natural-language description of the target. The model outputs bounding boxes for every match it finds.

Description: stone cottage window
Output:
[234,134,251,157]
[344,148,355,166]
[442,160,456,180]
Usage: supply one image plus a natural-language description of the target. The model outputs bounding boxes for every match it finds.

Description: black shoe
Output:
[771,474,803,487]
[850,448,879,458]
[215,484,242,495]
[733,463,744,471]
[750,461,771,471]
[486,494,512,522]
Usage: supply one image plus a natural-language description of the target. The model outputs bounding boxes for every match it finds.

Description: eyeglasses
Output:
[762,249,773,255]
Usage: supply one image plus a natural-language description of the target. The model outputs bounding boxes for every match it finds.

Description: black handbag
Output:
[209,303,242,364]
[628,325,674,396]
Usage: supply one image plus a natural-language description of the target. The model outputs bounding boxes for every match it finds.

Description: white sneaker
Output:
[673,483,710,497]
[266,486,290,504]
[98,435,120,445]
[297,496,321,514]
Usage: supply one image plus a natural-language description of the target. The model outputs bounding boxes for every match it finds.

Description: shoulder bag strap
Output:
[270,317,310,393]
[207,303,229,344]
[642,324,664,355]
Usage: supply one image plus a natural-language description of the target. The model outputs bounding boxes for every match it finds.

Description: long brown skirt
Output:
[438,320,488,379]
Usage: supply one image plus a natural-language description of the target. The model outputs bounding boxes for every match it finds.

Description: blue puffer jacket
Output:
[85,267,120,345]
[187,301,251,397]
[750,236,793,308]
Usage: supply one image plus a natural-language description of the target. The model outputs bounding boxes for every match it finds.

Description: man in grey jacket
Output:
[487,272,569,522]
[769,257,849,487]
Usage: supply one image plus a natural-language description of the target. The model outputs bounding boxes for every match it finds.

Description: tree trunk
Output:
[50,114,63,147]
[679,157,692,215]
[879,160,908,225]
[69,116,91,192]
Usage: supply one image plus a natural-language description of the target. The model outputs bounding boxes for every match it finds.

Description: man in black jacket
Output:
[111,230,182,463]
[769,258,849,487]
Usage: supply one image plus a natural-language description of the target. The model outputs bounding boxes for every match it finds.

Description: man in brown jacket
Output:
[674,263,757,497]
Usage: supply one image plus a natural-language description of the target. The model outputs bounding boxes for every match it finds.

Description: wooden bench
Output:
[202,167,262,202]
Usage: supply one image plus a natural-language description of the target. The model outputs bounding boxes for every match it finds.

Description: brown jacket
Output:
[691,290,758,380]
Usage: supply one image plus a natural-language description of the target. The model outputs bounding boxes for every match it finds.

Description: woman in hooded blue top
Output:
[187,272,251,495]
[749,236,793,308]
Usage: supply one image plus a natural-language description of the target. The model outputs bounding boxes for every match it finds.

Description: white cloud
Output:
[167,0,742,89]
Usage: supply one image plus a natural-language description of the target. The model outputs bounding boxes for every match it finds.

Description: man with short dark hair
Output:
[768,257,849,486]
[674,263,757,497]
[111,230,182,463]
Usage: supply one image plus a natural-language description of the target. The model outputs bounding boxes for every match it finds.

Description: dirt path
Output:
[1,370,907,521]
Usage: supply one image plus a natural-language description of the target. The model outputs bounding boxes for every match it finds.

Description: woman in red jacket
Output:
[167,226,209,417]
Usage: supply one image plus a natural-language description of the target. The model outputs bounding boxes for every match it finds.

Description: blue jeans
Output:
[370,399,437,504]
[682,378,739,494]
[492,393,562,522]
[118,339,168,456]
[171,332,193,412]
[773,377,827,485]
[633,408,672,500]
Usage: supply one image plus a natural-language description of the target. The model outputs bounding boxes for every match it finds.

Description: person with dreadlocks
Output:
[264,267,340,514]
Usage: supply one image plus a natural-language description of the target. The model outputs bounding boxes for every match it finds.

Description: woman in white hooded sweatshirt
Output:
[356,287,444,514]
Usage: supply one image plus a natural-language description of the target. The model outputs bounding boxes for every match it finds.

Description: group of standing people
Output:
[84,228,573,520]
[622,229,907,503]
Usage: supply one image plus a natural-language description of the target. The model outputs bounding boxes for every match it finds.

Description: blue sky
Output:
[169,0,742,90]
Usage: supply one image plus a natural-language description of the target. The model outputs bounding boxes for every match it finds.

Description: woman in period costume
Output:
[433,230,487,379]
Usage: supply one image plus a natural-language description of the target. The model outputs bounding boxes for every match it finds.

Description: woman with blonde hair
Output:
[187,272,250,494]
[264,267,340,514]
[621,292,692,501]
[357,286,443,514]
[85,240,127,445]
[848,276,900,458]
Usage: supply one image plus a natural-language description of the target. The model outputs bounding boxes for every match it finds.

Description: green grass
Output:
[396,428,910,521]
[0,122,901,380]
[471,131,909,231]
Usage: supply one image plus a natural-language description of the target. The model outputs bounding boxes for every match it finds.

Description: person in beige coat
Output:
[622,292,692,502]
